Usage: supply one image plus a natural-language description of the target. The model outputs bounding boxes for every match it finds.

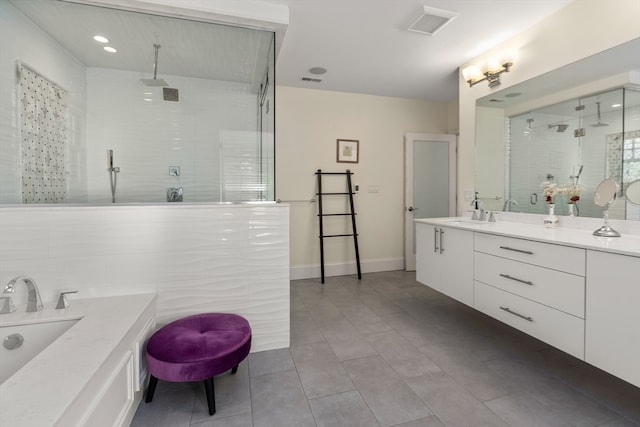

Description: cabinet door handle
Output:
[499,245,534,255]
[499,274,534,286]
[500,306,533,322]
[439,229,444,254]
[434,228,439,253]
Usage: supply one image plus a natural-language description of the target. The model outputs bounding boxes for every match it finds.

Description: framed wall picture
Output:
[337,139,359,163]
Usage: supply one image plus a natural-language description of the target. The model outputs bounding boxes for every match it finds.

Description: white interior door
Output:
[405,133,457,271]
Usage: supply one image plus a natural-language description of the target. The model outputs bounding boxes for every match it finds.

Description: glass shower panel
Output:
[623,88,640,220]
[577,89,624,218]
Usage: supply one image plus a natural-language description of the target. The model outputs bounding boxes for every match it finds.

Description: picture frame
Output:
[336,139,359,163]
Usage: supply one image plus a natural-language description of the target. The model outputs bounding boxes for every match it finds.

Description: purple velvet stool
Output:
[145,313,252,415]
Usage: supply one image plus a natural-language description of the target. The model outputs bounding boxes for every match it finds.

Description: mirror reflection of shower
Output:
[107,149,120,203]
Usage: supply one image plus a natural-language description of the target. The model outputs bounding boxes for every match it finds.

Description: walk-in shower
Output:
[1,0,277,204]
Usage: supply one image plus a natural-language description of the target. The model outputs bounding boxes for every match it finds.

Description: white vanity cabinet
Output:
[586,250,640,388]
[416,223,474,306]
[473,233,586,358]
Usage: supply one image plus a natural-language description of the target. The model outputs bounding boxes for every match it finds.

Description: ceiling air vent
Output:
[408,6,459,36]
[301,77,322,83]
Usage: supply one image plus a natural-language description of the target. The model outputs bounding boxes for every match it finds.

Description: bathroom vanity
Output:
[415,218,640,388]
[0,293,156,427]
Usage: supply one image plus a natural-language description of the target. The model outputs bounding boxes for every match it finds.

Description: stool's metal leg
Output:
[204,377,216,415]
[145,375,158,403]
[231,365,239,374]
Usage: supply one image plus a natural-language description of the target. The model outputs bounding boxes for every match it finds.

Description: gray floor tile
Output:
[342,355,432,427]
[367,330,441,378]
[250,368,315,427]
[309,390,380,427]
[406,371,509,427]
[191,412,253,427]
[292,341,355,398]
[339,303,393,335]
[248,348,295,377]
[191,362,251,423]
[391,416,446,427]
[291,310,325,345]
[418,339,518,401]
[132,381,195,427]
[320,317,379,361]
[485,391,568,427]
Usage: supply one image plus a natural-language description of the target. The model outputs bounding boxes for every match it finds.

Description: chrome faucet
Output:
[503,198,518,211]
[3,276,43,312]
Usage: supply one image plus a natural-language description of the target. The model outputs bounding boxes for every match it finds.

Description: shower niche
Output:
[0,0,278,204]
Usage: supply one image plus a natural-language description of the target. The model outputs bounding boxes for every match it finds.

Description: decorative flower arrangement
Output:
[540,181,561,204]
[561,182,583,204]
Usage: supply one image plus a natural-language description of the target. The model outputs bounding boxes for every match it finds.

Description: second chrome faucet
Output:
[2,276,43,313]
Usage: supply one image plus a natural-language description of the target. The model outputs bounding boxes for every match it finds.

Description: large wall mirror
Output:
[474,38,640,221]
[0,0,276,204]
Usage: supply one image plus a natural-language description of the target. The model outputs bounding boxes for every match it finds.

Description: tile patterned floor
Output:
[131,271,640,427]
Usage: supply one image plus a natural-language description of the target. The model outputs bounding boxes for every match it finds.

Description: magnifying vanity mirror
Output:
[592,178,621,237]
[625,179,640,205]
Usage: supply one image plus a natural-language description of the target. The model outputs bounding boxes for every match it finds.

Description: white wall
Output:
[275,86,450,278]
[0,0,87,203]
[0,204,290,352]
[458,0,640,215]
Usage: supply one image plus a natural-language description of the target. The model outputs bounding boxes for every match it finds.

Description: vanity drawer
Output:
[474,233,585,275]
[474,252,585,318]
[474,281,584,359]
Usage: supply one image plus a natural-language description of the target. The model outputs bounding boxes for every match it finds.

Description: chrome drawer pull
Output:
[500,306,533,322]
[499,245,534,255]
[434,228,439,253]
[499,274,534,286]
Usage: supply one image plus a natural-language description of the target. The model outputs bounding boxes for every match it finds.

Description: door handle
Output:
[407,206,418,212]
[439,229,444,254]
[433,228,439,252]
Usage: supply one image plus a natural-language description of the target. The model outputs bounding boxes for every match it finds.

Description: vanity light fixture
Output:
[462,60,513,88]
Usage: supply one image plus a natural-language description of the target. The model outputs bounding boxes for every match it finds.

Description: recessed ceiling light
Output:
[93,35,109,43]
[309,67,327,75]
[103,46,117,53]
[612,103,622,108]
[505,92,522,98]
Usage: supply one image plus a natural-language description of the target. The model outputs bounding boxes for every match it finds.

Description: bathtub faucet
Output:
[3,276,43,312]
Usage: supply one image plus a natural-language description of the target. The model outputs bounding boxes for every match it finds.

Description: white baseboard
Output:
[290,257,405,281]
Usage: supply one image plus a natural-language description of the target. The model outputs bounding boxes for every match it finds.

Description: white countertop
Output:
[0,293,155,426]
[415,217,640,258]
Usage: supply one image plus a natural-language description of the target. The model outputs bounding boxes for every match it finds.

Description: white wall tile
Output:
[0,204,290,352]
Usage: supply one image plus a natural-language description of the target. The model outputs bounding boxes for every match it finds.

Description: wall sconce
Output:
[462,60,513,88]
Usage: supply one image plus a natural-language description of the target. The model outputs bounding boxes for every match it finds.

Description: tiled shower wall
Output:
[85,68,259,203]
[0,203,290,352]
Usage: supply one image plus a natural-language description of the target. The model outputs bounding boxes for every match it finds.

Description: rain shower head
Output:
[590,101,608,127]
[141,44,168,87]
[548,124,569,132]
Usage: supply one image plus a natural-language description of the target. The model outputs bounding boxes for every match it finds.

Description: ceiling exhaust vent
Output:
[301,77,322,83]
[408,6,459,36]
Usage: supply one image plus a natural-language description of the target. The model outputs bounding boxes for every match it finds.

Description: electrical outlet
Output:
[368,185,379,193]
